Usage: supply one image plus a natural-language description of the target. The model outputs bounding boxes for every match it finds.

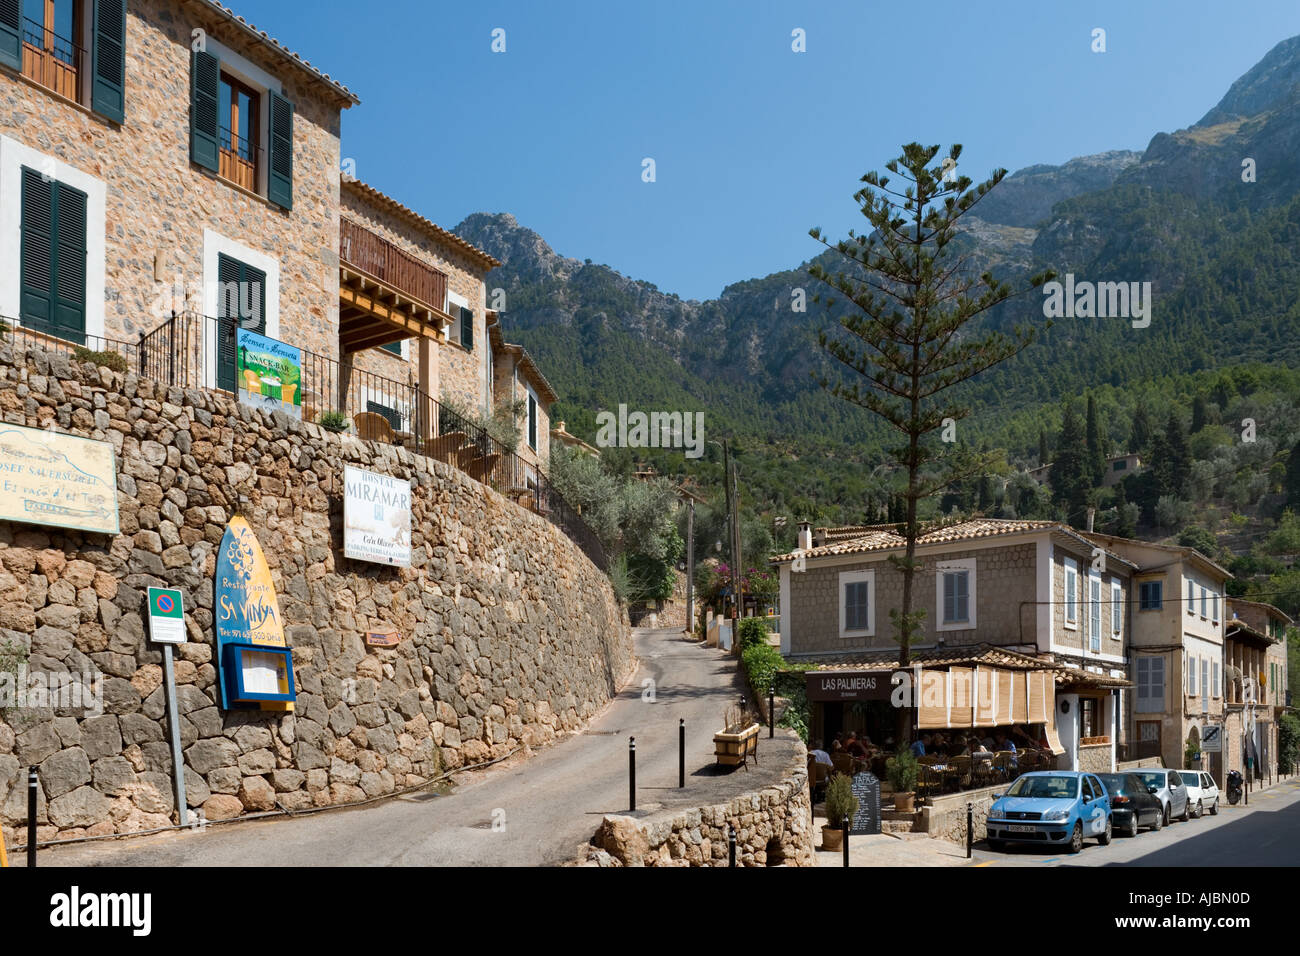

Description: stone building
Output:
[488,312,556,487]
[772,518,1139,772]
[1225,598,1292,784]
[1081,533,1231,782]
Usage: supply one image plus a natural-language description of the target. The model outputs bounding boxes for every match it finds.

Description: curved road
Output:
[41,627,786,867]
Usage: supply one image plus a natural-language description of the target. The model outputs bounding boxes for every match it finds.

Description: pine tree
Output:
[1130,404,1153,456]
[1114,481,1137,537]
[1286,441,1300,509]
[809,142,1053,735]
[1086,394,1105,487]
[1191,395,1208,433]
[1051,401,1091,527]
[1039,430,1050,468]
[1164,411,1191,498]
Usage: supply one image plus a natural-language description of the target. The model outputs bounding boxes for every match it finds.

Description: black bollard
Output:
[728,825,736,867]
[679,719,685,789]
[966,802,973,859]
[628,736,636,812]
[842,814,850,867]
[769,683,775,738]
[27,766,37,868]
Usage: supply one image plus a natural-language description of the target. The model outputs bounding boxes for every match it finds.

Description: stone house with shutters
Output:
[488,312,556,485]
[1224,598,1292,784]
[771,518,1138,773]
[1080,533,1231,783]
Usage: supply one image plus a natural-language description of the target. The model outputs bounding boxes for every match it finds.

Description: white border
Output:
[935,557,976,631]
[201,229,281,389]
[838,569,875,639]
[0,135,106,340]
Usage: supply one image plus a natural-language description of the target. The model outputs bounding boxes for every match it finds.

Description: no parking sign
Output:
[147,587,186,644]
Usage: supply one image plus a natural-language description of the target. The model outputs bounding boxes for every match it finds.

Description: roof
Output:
[1225,619,1277,648]
[487,313,558,405]
[551,420,600,456]
[1227,597,1294,627]
[341,178,501,272]
[772,517,1136,569]
[797,643,1056,672]
[194,1,360,105]
[1054,667,1133,690]
[1079,531,1232,580]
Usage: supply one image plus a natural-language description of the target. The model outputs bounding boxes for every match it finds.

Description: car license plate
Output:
[1007,824,1036,832]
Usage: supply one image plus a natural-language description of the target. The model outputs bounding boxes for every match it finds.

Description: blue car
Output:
[986,771,1113,854]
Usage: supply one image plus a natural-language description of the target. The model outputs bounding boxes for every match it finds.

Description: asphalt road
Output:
[39,627,789,867]
[971,777,1300,867]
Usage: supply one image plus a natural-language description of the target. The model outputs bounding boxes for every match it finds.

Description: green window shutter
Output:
[460,306,473,351]
[90,0,127,122]
[0,0,21,71]
[267,91,294,210]
[216,253,240,392]
[380,341,402,356]
[20,168,87,346]
[190,50,220,173]
[244,263,267,334]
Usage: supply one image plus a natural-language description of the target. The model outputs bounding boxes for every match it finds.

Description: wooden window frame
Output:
[22,0,81,102]
[218,70,260,193]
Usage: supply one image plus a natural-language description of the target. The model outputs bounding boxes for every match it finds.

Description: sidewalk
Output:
[811,814,971,867]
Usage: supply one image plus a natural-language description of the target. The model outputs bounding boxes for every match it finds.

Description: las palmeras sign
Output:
[215,515,294,710]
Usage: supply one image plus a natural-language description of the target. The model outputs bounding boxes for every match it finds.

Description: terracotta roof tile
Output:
[341,178,501,272]
[798,643,1056,672]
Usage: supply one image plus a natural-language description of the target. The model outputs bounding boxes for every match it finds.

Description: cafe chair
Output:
[354,411,396,444]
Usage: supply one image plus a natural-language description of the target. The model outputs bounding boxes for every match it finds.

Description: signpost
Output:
[1201,723,1223,753]
[147,587,188,825]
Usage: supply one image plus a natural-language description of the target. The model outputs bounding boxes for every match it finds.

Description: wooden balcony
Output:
[339,218,452,353]
[22,20,81,101]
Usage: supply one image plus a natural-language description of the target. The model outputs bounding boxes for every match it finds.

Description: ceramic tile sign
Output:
[0,424,119,534]
[146,587,186,644]
[343,465,412,567]
[237,328,302,420]
[215,515,294,711]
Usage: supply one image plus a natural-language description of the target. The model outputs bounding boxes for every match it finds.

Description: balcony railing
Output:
[340,218,448,312]
[218,125,261,193]
[136,312,605,569]
[2,318,137,367]
[22,17,84,101]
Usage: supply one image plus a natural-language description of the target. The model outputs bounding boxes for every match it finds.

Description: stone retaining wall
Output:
[0,346,633,844]
[919,782,1003,845]
[581,733,815,867]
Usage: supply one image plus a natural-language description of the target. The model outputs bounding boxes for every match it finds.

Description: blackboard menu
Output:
[849,771,882,835]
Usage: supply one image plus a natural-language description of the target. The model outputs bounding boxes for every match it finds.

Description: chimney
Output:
[797,521,812,551]
[1086,507,1096,533]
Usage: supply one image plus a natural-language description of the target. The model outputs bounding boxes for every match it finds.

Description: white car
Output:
[1181,770,1220,817]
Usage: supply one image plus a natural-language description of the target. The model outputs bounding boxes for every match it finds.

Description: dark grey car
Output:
[1131,768,1190,825]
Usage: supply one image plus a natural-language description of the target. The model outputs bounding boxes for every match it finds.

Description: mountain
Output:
[455,35,1300,522]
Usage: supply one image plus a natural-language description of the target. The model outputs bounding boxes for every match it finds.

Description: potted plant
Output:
[821,772,858,852]
[886,748,920,812]
[713,704,761,767]
[319,410,350,433]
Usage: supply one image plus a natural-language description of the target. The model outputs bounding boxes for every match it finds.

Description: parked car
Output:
[1097,772,1164,837]
[1182,770,1220,817]
[986,771,1112,854]
[1131,768,1190,825]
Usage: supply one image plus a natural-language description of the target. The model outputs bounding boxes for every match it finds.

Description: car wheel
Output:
[1150,809,1163,832]
[1163,805,1171,827]
[1098,816,1113,846]
[1067,822,1083,854]
[987,839,1005,852]
[1192,799,1202,819]
[1210,798,1219,816]
[1126,815,1140,838]
[1181,800,1191,822]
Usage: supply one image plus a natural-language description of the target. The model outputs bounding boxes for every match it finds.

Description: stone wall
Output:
[1078,742,1114,773]
[0,345,632,844]
[581,734,815,867]
[919,782,1001,846]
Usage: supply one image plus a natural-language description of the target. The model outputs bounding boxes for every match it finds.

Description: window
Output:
[1081,698,1100,739]
[1188,655,1197,696]
[1089,574,1102,652]
[1113,459,1127,471]
[1139,580,1163,610]
[190,47,293,209]
[1213,661,1220,699]
[1111,580,1123,637]
[379,340,403,357]
[218,72,259,192]
[1,0,124,121]
[1200,586,1207,619]
[19,165,87,345]
[1064,557,1078,627]
[527,393,538,450]
[1187,579,1195,614]
[366,399,401,433]
[1136,656,1164,713]
[1202,659,1209,712]
[214,252,266,394]
[1212,593,1219,624]
[936,559,976,630]
[838,570,874,638]
[459,306,474,350]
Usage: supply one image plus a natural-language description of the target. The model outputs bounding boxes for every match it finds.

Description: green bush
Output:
[1280,713,1300,774]
[824,773,859,827]
[886,749,919,793]
[741,641,783,697]
[319,410,350,432]
[737,616,770,649]
[72,346,127,373]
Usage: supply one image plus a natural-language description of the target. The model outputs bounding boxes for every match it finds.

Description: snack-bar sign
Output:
[806,671,895,702]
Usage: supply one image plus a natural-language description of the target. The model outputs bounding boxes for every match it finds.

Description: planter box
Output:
[714,723,761,767]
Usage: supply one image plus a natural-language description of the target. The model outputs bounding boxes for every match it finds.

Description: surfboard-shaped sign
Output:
[215,515,292,709]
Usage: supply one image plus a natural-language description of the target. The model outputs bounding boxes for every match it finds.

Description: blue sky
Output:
[245,0,1300,300]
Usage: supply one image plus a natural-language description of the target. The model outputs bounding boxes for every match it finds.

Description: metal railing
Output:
[340,218,447,311]
[218,125,261,192]
[2,318,137,368]
[22,17,85,101]
[136,312,606,569]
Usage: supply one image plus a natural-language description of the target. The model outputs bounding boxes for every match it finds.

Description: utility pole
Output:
[685,498,695,634]
[726,440,743,621]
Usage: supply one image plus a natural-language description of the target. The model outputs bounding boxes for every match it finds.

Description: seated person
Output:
[845,733,869,758]
[910,733,931,758]
[809,743,834,767]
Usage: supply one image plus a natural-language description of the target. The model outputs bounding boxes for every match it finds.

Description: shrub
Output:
[1279,713,1300,775]
[886,749,919,793]
[319,410,350,432]
[737,616,769,649]
[72,346,127,373]
[824,773,858,828]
